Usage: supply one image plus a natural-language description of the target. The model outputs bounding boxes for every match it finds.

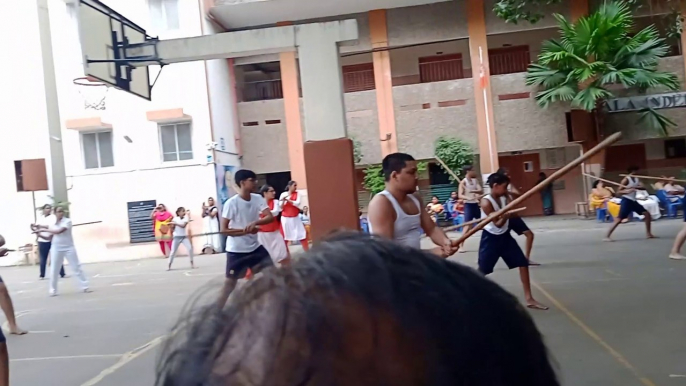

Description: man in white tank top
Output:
[368,153,459,257]
[497,167,540,266]
[604,166,656,241]
[458,165,483,253]
[479,172,547,310]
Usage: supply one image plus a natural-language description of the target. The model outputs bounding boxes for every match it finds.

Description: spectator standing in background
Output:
[280,181,309,251]
[151,204,173,258]
[201,198,222,254]
[31,204,65,280]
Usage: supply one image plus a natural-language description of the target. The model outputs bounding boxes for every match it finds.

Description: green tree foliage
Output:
[363,162,427,196]
[493,0,563,24]
[526,1,680,135]
[352,138,363,164]
[434,137,475,182]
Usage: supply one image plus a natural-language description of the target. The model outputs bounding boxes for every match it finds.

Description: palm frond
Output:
[571,86,613,111]
[535,84,578,108]
[637,107,676,136]
[632,69,681,91]
[525,63,567,87]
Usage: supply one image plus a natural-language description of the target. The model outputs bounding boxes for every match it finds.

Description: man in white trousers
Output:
[34,207,90,296]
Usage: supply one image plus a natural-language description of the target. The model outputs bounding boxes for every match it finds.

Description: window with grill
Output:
[419,54,464,83]
[160,123,193,162]
[488,46,530,75]
[342,63,376,93]
[82,131,114,169]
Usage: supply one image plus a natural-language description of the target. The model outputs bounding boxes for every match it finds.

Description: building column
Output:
[296,21,360,241]
[467,0,499,174]
[369,9,398,156]
[278,22,308,190]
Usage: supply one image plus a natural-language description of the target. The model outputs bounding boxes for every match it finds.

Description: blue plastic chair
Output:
[596,202,614,223]
[656,190,682,218]
[360,218,370,233]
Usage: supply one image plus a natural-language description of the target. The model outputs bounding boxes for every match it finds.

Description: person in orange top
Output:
[258,185,290,266]
[279,181,309,251]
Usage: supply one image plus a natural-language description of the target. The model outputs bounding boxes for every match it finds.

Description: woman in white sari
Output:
[634,190,661,221]
[201,197,222,254]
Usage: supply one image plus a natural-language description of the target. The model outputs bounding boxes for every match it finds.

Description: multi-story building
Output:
[1,0,238,262]
[219,0,686,216]
[1,0,684,262]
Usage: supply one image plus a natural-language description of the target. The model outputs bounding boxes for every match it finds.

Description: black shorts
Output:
[619,198,646,220]
[509,217,530,235]
[478,231,529,275]
[464,203,481,222]
[226,246,274,279]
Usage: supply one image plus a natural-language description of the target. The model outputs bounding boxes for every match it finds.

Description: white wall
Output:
[0,0,233,263]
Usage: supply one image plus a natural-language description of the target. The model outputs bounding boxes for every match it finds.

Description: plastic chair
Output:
[596,202,613,223]
[656,190,682,218]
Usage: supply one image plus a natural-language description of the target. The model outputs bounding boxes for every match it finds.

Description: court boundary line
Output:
[532,281,657,386]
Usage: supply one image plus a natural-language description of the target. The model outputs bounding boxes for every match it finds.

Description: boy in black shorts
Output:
[497,168,539,266]
[604,166,656,242]
[479,173,547,311]
[219,170,275,307]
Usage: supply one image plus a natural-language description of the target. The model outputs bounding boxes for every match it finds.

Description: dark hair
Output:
[463,165,473,173]
[176,207,185,216]
[287,181,297,188]
[235,169,257,186]
[487,172,510,187]
[259,184,273,196]
[382,153,415,182]
[155,233,559,386]
[592,180,601,189]
[627,165,639,173]
[431,195,439,200]
[496,167,508,175]
[42,204,52,210]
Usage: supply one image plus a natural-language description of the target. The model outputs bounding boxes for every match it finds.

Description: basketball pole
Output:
[37,0,69,207]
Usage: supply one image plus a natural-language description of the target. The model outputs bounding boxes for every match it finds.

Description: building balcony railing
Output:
[419,57,466,83]
[241,79,284,102]
[489,49,532,76]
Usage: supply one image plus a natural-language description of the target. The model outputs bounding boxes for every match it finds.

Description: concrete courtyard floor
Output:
[2,216,685,385]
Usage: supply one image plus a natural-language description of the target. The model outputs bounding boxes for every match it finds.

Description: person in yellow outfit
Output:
[589,180,620,219]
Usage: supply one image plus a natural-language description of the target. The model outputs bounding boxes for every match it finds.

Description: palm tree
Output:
[526,1,680,136]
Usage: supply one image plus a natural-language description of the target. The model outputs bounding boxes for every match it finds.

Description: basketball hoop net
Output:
[73,77,109,111]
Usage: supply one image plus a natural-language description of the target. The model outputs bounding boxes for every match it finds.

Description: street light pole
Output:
[37,0,69,206]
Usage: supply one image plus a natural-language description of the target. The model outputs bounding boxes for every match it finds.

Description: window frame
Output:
[147,0,180,32]
[80,130,115,170]
[158,121,193,163]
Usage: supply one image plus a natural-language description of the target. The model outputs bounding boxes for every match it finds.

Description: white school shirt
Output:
[50,218,75,251]
[369,191,422,249]
[37,214,56,243]
[481,195,508,235]
[622,176,639,201]
[222,193,268,253]
[172,216,189,238]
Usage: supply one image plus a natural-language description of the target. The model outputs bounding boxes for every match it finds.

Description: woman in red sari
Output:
[151,204,173,257]
[279,181,309,251]
[258,185,290,266]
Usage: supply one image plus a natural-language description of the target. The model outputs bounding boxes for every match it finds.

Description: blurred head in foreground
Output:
[156,233,558,386]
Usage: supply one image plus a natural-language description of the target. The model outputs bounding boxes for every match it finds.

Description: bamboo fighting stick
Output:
[582,173,625,188]
[440,207,527,233]
[435,156,462,182]
[455,132,623,244]
[620,174,686,184]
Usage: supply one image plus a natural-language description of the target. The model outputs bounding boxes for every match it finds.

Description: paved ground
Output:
[1,216,685,385]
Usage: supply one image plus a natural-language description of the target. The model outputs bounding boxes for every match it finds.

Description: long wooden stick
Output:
[582,173,624,188]
[73,221,103,227]
[435,156,461,182]
[441,207,527,232]
[456,132,622,244]
[619,174,686,184]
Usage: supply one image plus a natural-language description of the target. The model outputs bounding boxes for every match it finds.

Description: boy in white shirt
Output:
[34,206,90,296]
[168,207,194,271]
[219,169,275,306]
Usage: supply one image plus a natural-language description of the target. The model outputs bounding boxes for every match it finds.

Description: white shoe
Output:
[82,288,93,293]
[49,292,58,297]
[669,253,685,260]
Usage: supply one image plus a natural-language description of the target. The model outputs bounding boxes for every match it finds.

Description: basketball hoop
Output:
[73,76,109,111]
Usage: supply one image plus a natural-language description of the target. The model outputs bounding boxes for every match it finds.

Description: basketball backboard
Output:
[77,0,156,100]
